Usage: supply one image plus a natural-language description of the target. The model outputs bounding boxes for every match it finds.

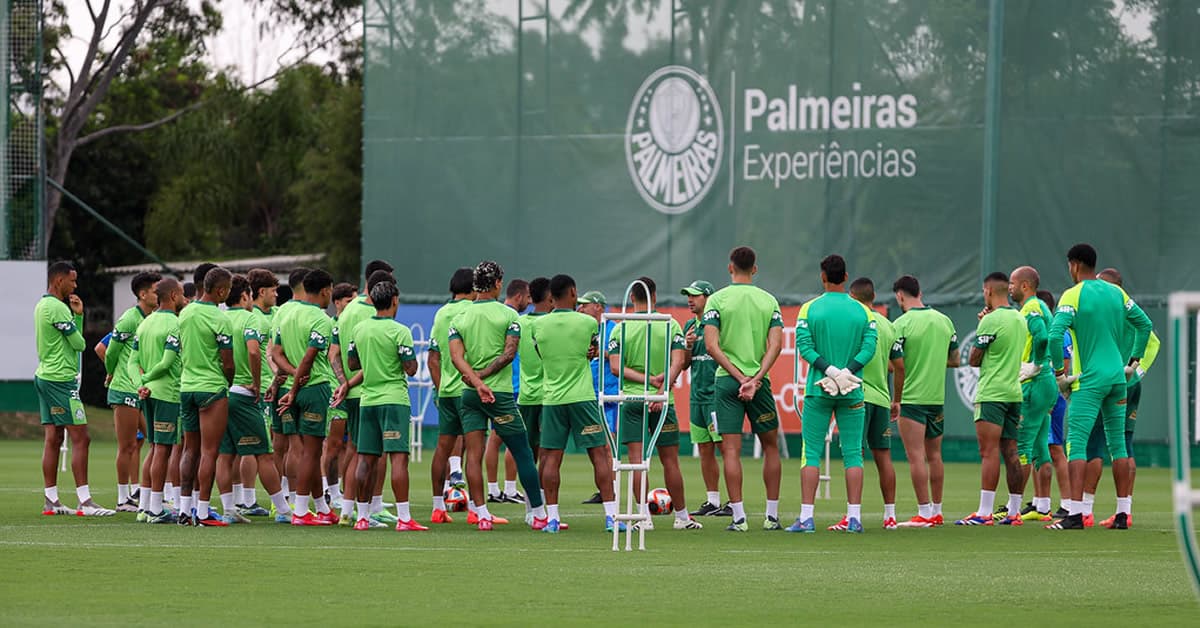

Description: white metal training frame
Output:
[601,281,673,551]
[408,323,434,462]
[1166,292,1200,598]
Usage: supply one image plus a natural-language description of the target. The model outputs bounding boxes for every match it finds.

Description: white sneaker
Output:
[673,517,703,530]
[77,503,116,517]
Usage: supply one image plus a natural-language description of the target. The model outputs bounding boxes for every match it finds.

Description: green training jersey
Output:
[34,295,85,382]
[226,308,265,389]
[333,296,374,399]
[893,307,958,405]
[349,316,416,406]
[517,311,547,405]
[1018,297,1052,379]
[429,299,474,398]
[179,301,233,392]
[974,307,1025,403]
[861,310,900,408]
[255,306,274,387]
[702,284,784,379]
[533,309,599,405]
[607,312,687,404]
[271,300,301,388]
[683,318,716,404]
[1049,279,1152,387]
[795,292,878,401]
[131,310,182,402]
[106,305,147,393]
[276,301,335,390]
[447,299,520,394]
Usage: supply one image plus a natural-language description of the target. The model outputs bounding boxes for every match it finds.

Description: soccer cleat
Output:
[291,512,332,527]
[367,517,388,529]
[76,503,116,517]
[240,503,270,517]
[316,511,340,526]
[430,509,453,524]
[467,510,479,525]
[1053,506,1070,519]
[477,518,494,531]
[828,517,849,531]
[195,513,229,527]
[785,518,815,533]
[900,515,935,528]
[487,493,504,504]
[1083,513,1094,528]
[883,517,898,530]
[991,505,1008,521]
[177,513,195,527]
[1021,509,1052,522]
[222,510,252,525]
[147,510,177,524]
[603,516,627,533]
[353,518,370,531]
[396,519,429,531]
[339,514,353,527]
[1046,514,1085,530]
[998,515,1024,526]
[762,516,782,531]
[726,519,749,532]
[136,511,149,523]
[274,513,292,524]
[846,518,864,534]
[371,510,398,525]
[542,519,561,534]
[929,514,945,526]
[42,501,74,516]
[116,500,139,513]
[714,502,734,517]
[581,492,603,504]
[532,516,548,530]
[689,501,721,517]
[673,516,703,530]
[1105,513,1131,530]
[634,518,654,531]
[448,471,466,489]
[502,491,526,504]
[955,513,994,526]
[467,511,508,525]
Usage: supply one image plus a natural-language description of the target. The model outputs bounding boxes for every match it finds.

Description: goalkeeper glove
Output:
[1056,372,1078,394]
[1018,362,1041,381]
[816,376,840,396]
[824,366,861,395]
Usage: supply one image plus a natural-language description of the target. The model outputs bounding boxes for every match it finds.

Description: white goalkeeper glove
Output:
[816,376,840,396]
[1123,362,1145,380]
[1018,362,1040,381]
[1056,372,1078,394]
[824,366,861,395]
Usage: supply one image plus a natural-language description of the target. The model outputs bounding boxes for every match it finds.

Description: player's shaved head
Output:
[984,271,1008,286]
[155,277,181,302]
[1098,267,1123,287]
[849,277,875,303]
[204,267,232,294]
[1011,266,1039,289]
[48,260,75,282]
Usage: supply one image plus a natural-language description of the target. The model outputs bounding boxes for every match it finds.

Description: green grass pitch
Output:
[0,438,1196,625]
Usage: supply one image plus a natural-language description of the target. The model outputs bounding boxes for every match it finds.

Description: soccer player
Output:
[427,267,476,523]
[178,266,235,526]
[104,271,161,512]
[36,261,112,516]
[790,256,877,533]
[339,280,428,531]
[166,263,218,514]
[891,274,959,527]
[1036,289,1074,519]
[517,277,552,465]
[703,246,785,532]
[1046,244,1152,530]
[578,290,617,505]
[216,274,294,524]
[447,260,545,530]
[1005,267,1059,521]
[850,277,901,529]
[131,277,185,523]
[486,279,527,504]
[322,281,359,507]
[680,280,729,517]
[237,268,281,515]
[535,274,614,532]
[265,267,309,504]
[955,272,1027,527]
[275,269,340,526]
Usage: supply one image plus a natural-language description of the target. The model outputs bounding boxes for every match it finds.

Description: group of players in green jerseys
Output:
[34,240,1155,533]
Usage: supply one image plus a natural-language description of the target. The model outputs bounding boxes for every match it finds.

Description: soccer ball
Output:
[647,488,672,515]
[444,487,468,512]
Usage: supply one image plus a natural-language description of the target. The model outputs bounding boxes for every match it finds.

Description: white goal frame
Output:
[1167,292,1200,598]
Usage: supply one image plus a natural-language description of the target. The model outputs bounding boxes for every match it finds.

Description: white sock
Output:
[449,456,462,475]
[433,496,446,511]
[548,504,560,521]
[918,503,933,518]
[532,505,546,519]
[468,501,478,515]
[884,503,896,519]
[295,494,310,515]
[314,496,331,515]
[1082,492,1095,515]
[232,483,243,504]
[476,504,491,521]
[242,487,257,505]
[1116,496,1131,515]
[322,477,331,494]
[1034,497,1051,513]
[1059,499,1069,511]
[341,497,355,518]
[76,484,91,504]
[675,508,689,522]
[192,490,199,505]
[369,495,382,514]
[978,490,996,516]
[357,501,370,522]
[197,500,210,520]
[270,491,292,516]
[220,492,236,514]
[1068,499,1082,516]
[706,491,720,506]
[280,477,289,495]
[731,501,746,521]
[138,488,150,511]
[1006,494,1023,515]
[172,486,181,505]
[150,491,163,514]
[488,482,500,497]
[328,483,342,502]
[44,486,58,503]
[396,501,411,522]
[847,504,861,520]
[932,502,942,515]
[800,504,814,520]
[117,483,130,503]
[603,500,617,518]
[180,495,193,516]
[504,480,517,496]
[163,482,174,501]
[639,502,650,517]
[289,491,298,506]
[765,499,779,519]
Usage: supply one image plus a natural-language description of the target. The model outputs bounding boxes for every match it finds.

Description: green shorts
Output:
[688,402,721,444]
[35,377,86,427]
[107,388,140,409]
[344,397,361,443]
[1019,373,1056,467]
[287,383,331,438]
[974,401,1022,441]
[220,393,270,455]
[270,387,289,434]
[1066,380,1126,462]
[519,403,543,450]
[437,396,465,437]
[540,402,608,451]
[713,376,779,435]
[801,395,866,468]
[461,389,527,438]
[1124,380,1141,434]
[864,402,892,451]
[144,397,180,446]
[619,403,680,448]
[179,389,228,433]
[899,403,944,439]
[357,404,411,456]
